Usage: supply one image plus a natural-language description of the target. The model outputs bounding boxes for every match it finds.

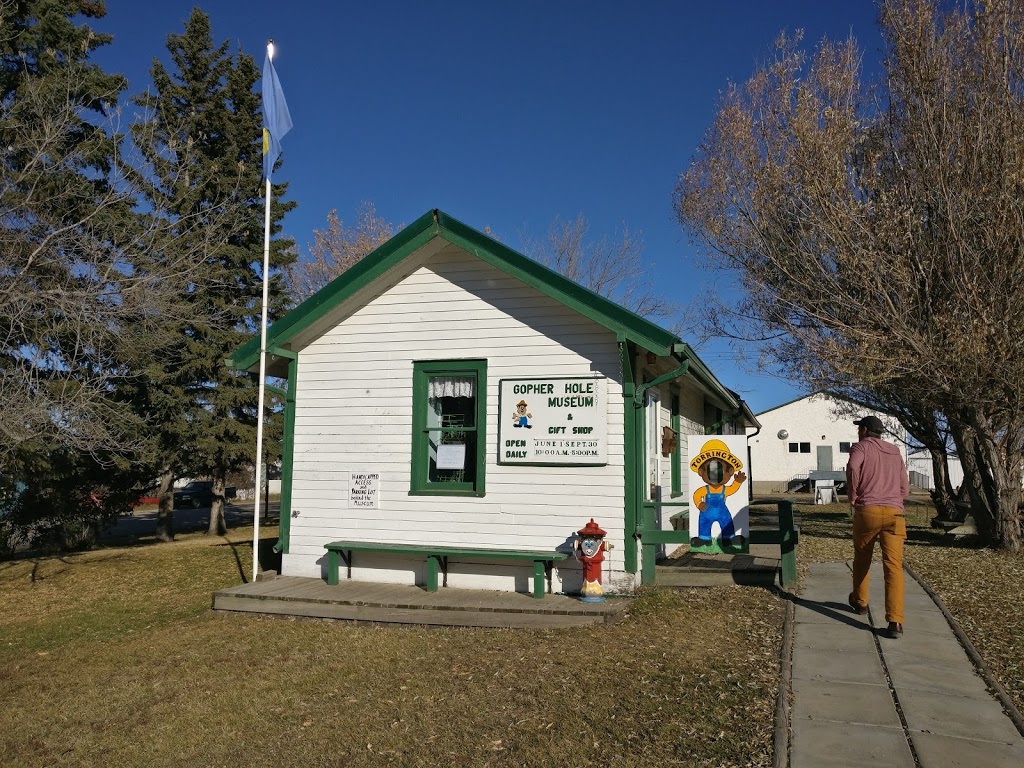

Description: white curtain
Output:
[428,377,475,399]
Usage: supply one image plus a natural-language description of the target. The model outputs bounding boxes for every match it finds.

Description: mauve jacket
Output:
[846,437,909,511]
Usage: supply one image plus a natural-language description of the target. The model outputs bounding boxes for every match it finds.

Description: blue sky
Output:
[92,1,883,414]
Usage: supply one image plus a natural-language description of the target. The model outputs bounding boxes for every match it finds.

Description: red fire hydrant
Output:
[575,518,609,602]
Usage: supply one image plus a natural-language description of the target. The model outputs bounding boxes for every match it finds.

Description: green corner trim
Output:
[274,356,297,555]
[620,340,638,574]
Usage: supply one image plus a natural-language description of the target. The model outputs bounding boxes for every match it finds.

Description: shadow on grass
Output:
[798,504,995,552]
[905,532,988,550]
[1,512,282,569]
[215,536,282,584]
[97,512,280,549]
[750,582,872,631]
[0,551,130,578]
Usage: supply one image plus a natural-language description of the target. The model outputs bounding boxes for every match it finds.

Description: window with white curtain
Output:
[411,360,487,496]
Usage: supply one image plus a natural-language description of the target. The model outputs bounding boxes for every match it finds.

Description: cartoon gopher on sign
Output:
[687,436,750,554]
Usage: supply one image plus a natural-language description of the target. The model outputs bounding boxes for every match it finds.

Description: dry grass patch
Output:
[793,495,1024,714]
[0,530,783,767]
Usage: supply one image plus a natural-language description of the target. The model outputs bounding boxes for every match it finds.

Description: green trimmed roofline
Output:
[224,208,757,427]
[226,208,680,371]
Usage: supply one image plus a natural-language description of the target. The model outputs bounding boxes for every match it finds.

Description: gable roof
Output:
[225,208,757,426]
[227,208,679,371]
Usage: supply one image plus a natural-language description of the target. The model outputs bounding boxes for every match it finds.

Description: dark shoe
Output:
[882,622,904,639]
[690,537,712,548]
[847,592,868,615]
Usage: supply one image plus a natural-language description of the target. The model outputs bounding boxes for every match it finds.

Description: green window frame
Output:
[410,359,487,496]
[670,388,682,497]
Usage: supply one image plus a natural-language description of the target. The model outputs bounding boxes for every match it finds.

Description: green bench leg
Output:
[533,560,546,598]
[779,501,798,590]
[327,549,339,586]
[425,555,441,592]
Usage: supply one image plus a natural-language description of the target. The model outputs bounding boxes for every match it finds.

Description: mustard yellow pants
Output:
[851,505,906,624]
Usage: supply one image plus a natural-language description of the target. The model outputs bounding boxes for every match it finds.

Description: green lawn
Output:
[10,495,1013,767]
[0,527,782,768]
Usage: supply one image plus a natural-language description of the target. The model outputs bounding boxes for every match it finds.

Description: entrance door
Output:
[817,445,833,472]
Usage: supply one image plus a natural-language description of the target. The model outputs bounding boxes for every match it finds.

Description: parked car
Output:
[172,481,236,509]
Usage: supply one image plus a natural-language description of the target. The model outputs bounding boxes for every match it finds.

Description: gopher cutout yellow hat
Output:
[689,438,743,473]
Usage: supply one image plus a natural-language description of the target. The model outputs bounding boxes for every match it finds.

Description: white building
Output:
[227,209,758,595]
[746,393,906,495]
[906,450,964,491]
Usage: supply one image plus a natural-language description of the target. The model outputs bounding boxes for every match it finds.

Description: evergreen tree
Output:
[0,0,168,550]
[130,9,295,539]
[0,0,132,469]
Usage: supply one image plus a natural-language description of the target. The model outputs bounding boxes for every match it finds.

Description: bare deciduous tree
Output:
[524,214,679,326]
[675,0,1024,550]
[288,202,393,300]
[0,55,225,476]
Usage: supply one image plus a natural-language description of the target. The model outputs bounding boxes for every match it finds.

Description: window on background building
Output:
[789,442,799,453]
[839,442,852,453]
[800,442,811,453]
[410,360,487,496]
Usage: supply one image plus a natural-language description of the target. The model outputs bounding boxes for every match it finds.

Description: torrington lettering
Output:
[499,377,608,465]
[688,447,738,470]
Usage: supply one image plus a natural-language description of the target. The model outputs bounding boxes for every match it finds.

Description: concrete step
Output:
[212,576,628,628]
[655,550,780,588]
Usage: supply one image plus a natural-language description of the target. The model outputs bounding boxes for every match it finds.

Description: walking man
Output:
[846,415,910,639]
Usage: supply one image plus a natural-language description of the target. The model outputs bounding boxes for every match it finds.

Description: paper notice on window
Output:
[436,443,466,470]
[349,472,380,509]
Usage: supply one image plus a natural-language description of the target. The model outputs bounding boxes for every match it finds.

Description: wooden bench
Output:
[324,541,569,599]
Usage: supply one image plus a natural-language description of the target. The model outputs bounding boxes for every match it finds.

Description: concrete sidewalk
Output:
[787,561,1024,767]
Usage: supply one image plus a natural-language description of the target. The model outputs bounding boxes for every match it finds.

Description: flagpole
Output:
[252,172,271,582]
[252,40,276,583]
[253,39,291,584]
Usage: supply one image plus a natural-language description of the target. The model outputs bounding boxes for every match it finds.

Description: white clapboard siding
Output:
[282,243,630,592]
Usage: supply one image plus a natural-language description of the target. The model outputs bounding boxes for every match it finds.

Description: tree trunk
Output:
[953,414,1024,552]
[952,423,995,542]
[968,414,1023,553]
[927,447,961,521]
[156,464,175,542]
[208,470,227,536]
